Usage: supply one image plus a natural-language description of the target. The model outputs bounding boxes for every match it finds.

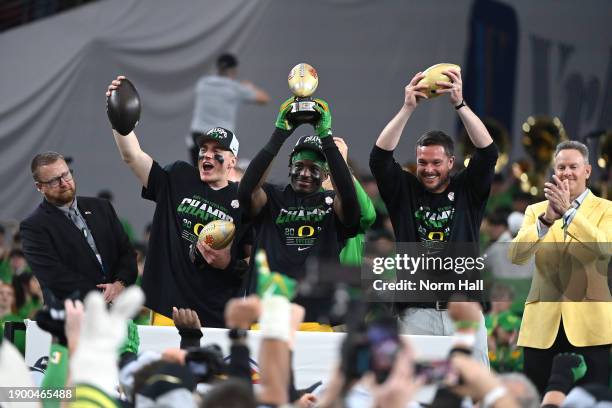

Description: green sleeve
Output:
[120,218,136,243]
[353,178,376,232]
[0,259,12,283]
[41,343,70,408]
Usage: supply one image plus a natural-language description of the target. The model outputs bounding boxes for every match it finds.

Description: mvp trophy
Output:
[286,63,320,126]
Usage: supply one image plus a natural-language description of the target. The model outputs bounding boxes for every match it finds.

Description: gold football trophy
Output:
[286,63,320,125]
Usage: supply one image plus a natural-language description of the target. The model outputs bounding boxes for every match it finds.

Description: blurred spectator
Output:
[499,373,540,408]
[360,174,390,236]
[143,222,152,246]
[482,209,512,249]
[97,189,136,243]
[0,282,20,338]
[188,52,270,165]
[12,272,43,319]
[132,242,151,325]
[487,311,523,373]
[511,191,533,214]
[8,249,30,276]
[488,283,515,315]
[507,211,525,237]
[483,210,534,314]
[133,242,147,284]
[11,231,22,250]
[486,173,516,214]
[228,158,251,182]
[0,224,8,259]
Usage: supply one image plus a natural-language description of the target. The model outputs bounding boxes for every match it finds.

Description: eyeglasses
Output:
[37,169,73,188]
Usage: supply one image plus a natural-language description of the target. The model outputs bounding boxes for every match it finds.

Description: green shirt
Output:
[339,179,376,266]
[18,297,42,319]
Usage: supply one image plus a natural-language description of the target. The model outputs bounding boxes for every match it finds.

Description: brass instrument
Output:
[461,117,509,173]
[516,116,568,196]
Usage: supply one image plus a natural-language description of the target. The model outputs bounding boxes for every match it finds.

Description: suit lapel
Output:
[561,192,599,247]
[42,199,102,269]
[576,192,599,221]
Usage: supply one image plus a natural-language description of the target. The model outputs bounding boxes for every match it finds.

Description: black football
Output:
[106,78,141,135]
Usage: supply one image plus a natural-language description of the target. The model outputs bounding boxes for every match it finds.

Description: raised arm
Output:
[375,72,428,151]
[310,101,358,230]
[106,76,153,188]
[240,79,270,104]
[238,98,294,218]
[435,68,493,148]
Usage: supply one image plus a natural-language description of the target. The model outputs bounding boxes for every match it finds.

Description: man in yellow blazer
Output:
[509,140,612,393]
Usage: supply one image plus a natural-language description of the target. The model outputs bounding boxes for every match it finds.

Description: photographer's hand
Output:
[172,307,202,349]
[365,341,423,408]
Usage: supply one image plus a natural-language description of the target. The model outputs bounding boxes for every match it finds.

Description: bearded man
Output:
[21,151,137,303]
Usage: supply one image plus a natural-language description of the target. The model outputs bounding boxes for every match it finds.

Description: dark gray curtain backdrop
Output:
[1,0,610,235]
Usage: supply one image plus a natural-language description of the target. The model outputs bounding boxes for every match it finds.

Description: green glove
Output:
[255,250,297,300]
[119,319,140,355]
[546,352,587,394]
[313,98,332,138]
[275,97,295,132]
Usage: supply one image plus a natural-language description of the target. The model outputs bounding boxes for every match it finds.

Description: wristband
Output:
[228,328,248,341]
[259,295,291,342]
[538,213,554,227]
[452,332,476,348]
[482,385,507,408]
[454,100,467,110]
[454,320,480,331]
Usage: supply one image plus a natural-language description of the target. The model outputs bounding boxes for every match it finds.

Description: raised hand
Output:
[403,72,429,110]
[172,307,202,330]
[544,175,571,217]
[313,98,332,138]
[275,97,296,132]
[435,68,463,106]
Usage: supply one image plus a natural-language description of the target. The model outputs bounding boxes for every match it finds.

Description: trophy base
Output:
[287,98,321,126]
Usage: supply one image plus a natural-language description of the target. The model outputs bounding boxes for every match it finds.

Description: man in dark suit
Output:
[20,152,137,303]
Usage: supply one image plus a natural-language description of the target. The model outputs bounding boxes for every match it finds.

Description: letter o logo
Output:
[193,223,206,236]
[297,225,315,237]
[428,231,445,241]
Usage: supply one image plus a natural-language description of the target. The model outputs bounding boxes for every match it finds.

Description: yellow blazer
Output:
[509,192,612,348]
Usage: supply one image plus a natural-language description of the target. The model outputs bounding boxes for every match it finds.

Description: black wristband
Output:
[177,326,204,340]
[454,100,466,110]
[448,346,473,357]
[228,328,248,340]
[539,213,554,227]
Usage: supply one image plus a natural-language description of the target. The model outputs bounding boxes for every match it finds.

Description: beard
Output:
[417,171,450,193]
[47,186,76,206]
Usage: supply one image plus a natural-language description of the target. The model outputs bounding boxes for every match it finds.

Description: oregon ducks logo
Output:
[297,225,315,237]
[193,223,206,236]
[428,231,445,241]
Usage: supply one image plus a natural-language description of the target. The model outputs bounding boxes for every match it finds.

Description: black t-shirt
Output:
[370,143,498,246]
[415,188,456,255]
[245,183,352,318]
[142,161,247,327]
[370,143,499,302]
